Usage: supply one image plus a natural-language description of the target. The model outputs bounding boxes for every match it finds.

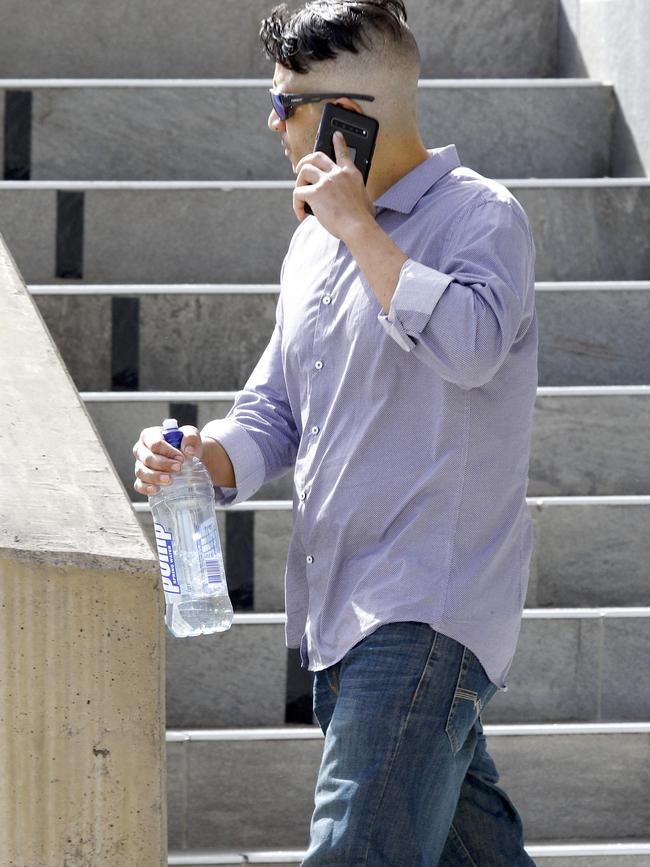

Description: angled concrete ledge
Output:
[0,231,167,864]
[0,234,156,574]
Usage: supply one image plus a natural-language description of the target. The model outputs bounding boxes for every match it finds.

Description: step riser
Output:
[83,394,650,500]
[31,289,650,391]
[2,186,649,284]
[0,85,612,180]
[165,732,650,850]
[0,0,558,79]
[162,617,650,727]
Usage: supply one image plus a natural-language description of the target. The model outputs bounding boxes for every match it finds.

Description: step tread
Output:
[167,839,650,864]
[25,280,650,294]
[166,722,650,741]
[0,76,612,87]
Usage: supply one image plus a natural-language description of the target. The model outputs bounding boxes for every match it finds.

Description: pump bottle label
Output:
[154,522,181,595]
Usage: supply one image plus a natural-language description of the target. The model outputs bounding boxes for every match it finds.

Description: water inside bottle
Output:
[152,471,234,637]
[168,595,234,636]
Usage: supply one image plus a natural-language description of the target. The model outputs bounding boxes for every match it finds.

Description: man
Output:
[133,0,538,863]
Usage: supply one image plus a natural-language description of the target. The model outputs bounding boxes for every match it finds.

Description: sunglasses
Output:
[269,87,375,121]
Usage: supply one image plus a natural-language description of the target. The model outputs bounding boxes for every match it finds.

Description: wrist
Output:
[342,212,380,254]
[201,435,236,488]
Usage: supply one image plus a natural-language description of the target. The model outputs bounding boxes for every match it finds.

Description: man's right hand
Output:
[133,425,203,496]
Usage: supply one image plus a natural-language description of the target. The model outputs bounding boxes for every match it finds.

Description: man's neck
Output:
[366,141,431,204]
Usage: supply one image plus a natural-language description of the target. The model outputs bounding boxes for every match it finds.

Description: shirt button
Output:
[306,555,314,564]
[315,360,323,369]
[299,491,306,501]
[323,295,332,305]
[311,425,319,434]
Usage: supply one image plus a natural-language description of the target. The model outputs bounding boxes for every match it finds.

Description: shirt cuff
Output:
[377,258,454,352]
[200,417,266,506]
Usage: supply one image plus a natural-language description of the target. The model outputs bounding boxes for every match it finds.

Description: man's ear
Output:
[333,98,364,115]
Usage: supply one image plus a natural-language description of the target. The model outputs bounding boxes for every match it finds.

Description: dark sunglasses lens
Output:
[271,92,287,120]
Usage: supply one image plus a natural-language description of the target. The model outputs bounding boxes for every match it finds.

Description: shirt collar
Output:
[373,144,461,214]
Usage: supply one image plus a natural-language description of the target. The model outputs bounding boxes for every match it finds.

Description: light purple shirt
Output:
[202,144,538,691]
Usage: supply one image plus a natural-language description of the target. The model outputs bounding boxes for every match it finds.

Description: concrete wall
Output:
[558,0,649,175]
[0,233,167,865]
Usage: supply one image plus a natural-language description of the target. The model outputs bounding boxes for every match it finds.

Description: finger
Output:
[293,184,317,221]
[295,150,334,175]
[134,458,175,489]
[138,447,184,473]
[295,163,321,186]
[141,425,185,461]
[333,130,351,165]
[178,425,203,459]
[134,427,185,469]
[134,477,159,497]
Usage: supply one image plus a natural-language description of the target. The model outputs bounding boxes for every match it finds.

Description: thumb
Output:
[333,130,350,164]
[179,425,203,459]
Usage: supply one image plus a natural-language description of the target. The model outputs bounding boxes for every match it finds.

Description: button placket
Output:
[302,240,343,564]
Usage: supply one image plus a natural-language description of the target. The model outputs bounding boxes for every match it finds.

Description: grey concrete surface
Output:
[0,229,154,572]
[163,615,650,727]
[512,185,650,282]
[529,393,650,496]
[535,287,650,387]
[1,83,613,181]
[165,731,650,849]
[165,623,288,728]
[33,293,113,391]
[0,0,557,79]
[138,295,278,391]
[559,0,650,175]
[0,190,55,297]
[3,185,650,284]
[533,501,650,608]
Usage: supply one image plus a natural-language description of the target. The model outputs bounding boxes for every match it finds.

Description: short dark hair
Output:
[259,0,410,75]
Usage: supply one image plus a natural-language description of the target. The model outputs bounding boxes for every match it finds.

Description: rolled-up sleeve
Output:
[377,199,534,389]
[201,290,300,506]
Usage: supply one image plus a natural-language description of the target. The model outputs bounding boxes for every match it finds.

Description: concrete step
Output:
[0,79,613,180]
[166,841,650,866]
[79,388,650,498]
[29,282,650,390]
[164,723,650,851]
[2,180,649,284]
[0,0,558,79]
[160,610,650,728]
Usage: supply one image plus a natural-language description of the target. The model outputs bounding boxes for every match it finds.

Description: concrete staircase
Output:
[1,0,649,863]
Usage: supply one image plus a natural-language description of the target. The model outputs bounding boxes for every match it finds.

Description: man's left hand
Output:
[293,130,377,241]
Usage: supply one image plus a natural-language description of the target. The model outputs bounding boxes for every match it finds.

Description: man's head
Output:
[260,0,423,175]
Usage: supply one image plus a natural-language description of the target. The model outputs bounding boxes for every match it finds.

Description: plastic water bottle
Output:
[149,418,234,637]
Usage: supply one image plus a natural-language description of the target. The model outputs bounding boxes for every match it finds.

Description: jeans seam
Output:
[329,664,339,696]
[449,821,480,867]
[359,629,440,867]
[445,646,469,753]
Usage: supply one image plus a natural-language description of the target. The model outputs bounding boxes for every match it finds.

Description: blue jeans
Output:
[302,621,537,866]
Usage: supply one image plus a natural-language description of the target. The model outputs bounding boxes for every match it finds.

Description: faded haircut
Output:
[259,0,420,77]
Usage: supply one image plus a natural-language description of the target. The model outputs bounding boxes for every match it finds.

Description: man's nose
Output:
[268,108,286,132]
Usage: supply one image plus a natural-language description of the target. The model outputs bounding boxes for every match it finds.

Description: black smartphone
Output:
[304,102,379,215]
